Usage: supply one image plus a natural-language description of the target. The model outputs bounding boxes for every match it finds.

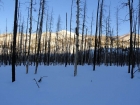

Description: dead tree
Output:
[132,15,137,77]
[69,0,74,65]
[116,7,119,66]
[110,29,114,66]
[55,15,61,64]
[24,8,29,65]
[83,29,87,64]
[12,0,18,82]
[74,0,80,76]
[137,0,140,65]
[35,0,45,74]
[44,9,49,65]
[65,13,68,67]
[127,0,133,78]
[26,0,33,74]
[17,3,21,63]
[34,1,41,66]
[47,9,53,65]
[88,11,94,65]
[97,0,104,65]
[3,19,8,65]
[93,0,100,70]
[105,4,111,66]
[19,21,24,65]
[81,0,86,65]
[104,18,108,65]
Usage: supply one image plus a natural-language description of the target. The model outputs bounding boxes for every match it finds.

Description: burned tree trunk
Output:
[69,0,73,65]
[35,0,45,74]
[65,13,68,67]
[74,0,80,76]
[44,10,49,65]
[24,8,29,65]
[116,7,119,66]
[93,0,100,70]
[128,0,133,78]
[26,0,33,74]
[47,9,53,65]
[97,0,104,65]
[12,0,18,82]
[81,0,86,65]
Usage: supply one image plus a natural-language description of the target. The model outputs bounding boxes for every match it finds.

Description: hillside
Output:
[0,31,139,54]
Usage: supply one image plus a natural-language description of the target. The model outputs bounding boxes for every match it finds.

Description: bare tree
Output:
[44,9,49,65]
[132,13,137,77]
[55,15,61,64]
[110,29,114,66]
[105,4,111,66]
[3,19,8,65]
[24,8,29,65]
[88,11,94,65]
[12,0,18,82]
[47,9,53,65]
[74,0,80,76]
[35,1,41,59]
[65,13,68,67]
[93,0,100,70]
[97,0,104,64]
[116,7,119,66]
[69,0,74,65]
[81,0,87,65]
[19,21,24,65]
[35,0,46,74]
[83,29,87,64]
[127,0,133,78]
[137,0,140,66]
[26,0,33,73]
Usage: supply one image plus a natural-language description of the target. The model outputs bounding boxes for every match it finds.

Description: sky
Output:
[0,0,139,35]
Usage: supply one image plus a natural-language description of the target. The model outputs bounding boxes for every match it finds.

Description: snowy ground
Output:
[0,65,140,105]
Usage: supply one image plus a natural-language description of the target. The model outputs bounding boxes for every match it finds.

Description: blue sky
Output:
[0,0,139,35]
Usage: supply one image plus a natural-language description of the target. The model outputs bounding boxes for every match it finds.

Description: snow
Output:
[0,65,140,105]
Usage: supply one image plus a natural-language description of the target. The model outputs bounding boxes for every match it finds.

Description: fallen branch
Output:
[33,78,40,88]
[133,68,140,74]
[38,76,48,82]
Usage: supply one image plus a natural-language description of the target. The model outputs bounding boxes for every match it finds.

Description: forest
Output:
[0,0,139,82]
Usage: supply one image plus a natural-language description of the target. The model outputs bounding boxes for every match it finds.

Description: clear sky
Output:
[0,0,139,35]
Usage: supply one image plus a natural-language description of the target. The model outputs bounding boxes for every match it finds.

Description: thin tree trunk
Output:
[35,0,45,74]
[69,0,73,65]
[24,8,29,65]
[55,15,61,64]
[74,0,80,76]
[47,9,53,65]
[26,0,33,74]
[84,29,87,64]
[116,7,119,66]
[44,10,49,65]
[128,0,133,76]
[97,0,104,65]
[137,0,140,66]
[35,0,42,64]
[19,21,24,65]
[93,0,100,70]
[65,13,68,67]
[81,0,86,65]
[89,11,94,65]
